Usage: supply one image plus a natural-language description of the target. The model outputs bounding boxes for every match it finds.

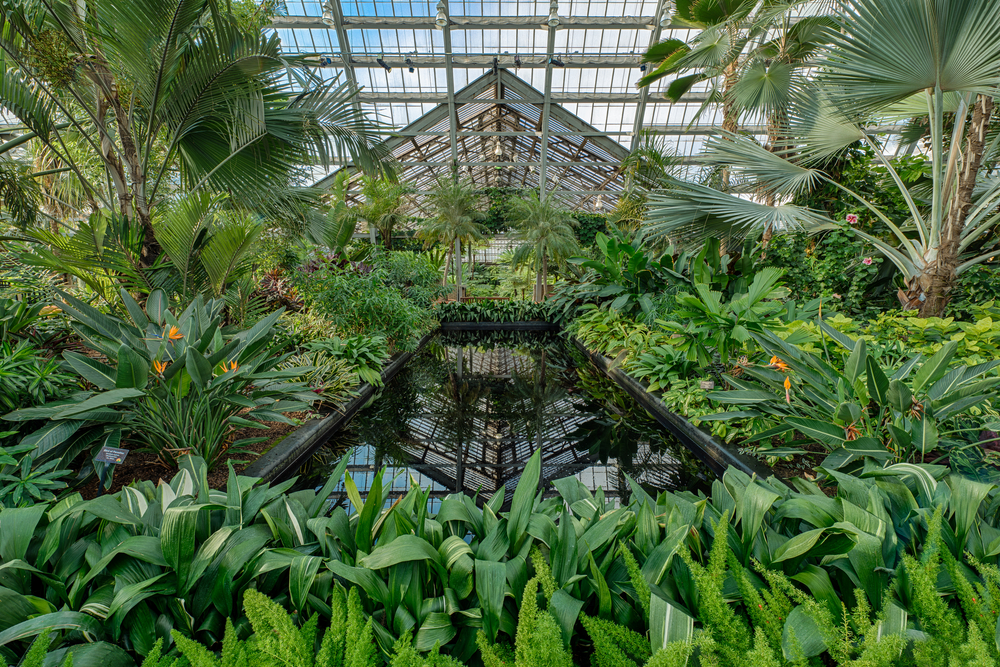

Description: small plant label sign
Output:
[699,380,715,390]
[96,446,129,465]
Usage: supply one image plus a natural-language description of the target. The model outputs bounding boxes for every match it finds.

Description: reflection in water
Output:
[295,332,711,509]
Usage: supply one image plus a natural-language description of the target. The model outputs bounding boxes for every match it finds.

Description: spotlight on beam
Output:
[435,1,448,28]
[321,0,335,26]
[377,55,392,72]
[548,56,564,67]
[406,57,414,73]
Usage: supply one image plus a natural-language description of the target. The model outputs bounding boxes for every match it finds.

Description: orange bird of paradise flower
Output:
[770,356,789,372]
[153,360,168,375]
[223,361,238,372]
[165,325,183,341]
[784,376,792,403]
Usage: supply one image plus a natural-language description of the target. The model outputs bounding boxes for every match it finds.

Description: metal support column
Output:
[630,0,668,150]
[441,0,460,181]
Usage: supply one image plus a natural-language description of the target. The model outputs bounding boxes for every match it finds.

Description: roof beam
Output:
[383,124,904,137]
[355,91,709,104]
[272,15,659,30]
[308,54,639,68]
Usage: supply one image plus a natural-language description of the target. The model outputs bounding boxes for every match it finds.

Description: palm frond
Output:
[644,178,834,244]
[825,0,1000,112]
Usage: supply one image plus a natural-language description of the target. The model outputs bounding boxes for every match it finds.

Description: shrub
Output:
[293,265,434,353]
[4,289,316,471]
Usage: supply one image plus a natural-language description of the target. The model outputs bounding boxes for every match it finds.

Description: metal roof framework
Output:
[321,68,635,213]
[269,0,901,210]
[269,0,724,210]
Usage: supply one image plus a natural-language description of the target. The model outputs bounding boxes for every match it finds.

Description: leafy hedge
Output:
[434,300,556,324]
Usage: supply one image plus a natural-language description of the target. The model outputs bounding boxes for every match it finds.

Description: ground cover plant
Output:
[3,452,1000,666]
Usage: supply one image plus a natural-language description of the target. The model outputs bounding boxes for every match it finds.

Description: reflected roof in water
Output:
[297,332,709,510]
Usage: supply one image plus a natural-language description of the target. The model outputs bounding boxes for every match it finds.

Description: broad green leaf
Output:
[0,611,103,646]
[413,612,456,651]
[289,555,323,612]
[63,352,117,390]
[475,560,506,642]
[782,605,827,660]
[507,450,541,553]
[161,506,203,588]
[785,417,846,448]
[550,589,584,647]
[912,341,958,394]
[865,356,889,406]
[116,344,149,389]
[52,389,145,419]
[359,535,443,572]
[649,595,694,651]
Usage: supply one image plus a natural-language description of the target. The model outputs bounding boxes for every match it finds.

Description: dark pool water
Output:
[294,331,711,509]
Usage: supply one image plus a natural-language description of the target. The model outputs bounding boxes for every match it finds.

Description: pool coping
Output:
[244,332,435,482]
[572,338,774,480]
[439,321,560,331]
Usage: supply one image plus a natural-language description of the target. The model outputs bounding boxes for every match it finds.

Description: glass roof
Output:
[268,0,862,207]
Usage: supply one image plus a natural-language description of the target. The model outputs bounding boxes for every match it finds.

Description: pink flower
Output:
[846,213,859,224]
[831,293,842,299]
[862,257,873,266]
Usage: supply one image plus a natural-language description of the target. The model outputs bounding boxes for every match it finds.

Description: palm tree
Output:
[509,193,579,303]
[0,0,386,264]
[347,176,413,249]
[420,179,486,287]
[638,2,830,194]
[644,0,1000,317]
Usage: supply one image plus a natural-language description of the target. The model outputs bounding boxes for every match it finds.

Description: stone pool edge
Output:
[572,337,775,480]
[244,332,435,482]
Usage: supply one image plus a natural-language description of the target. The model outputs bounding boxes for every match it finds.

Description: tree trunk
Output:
[917,94,995,317]
[719,37,740,191]
[442,248,452,288]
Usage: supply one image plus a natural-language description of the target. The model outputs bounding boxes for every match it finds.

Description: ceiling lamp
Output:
[546,1,560,28]
[435,1,448,29]
[548,56,564,67]
[376,54,392,72]
[659,14,671,28]
[321,0,335,26]
[494,142,503,157]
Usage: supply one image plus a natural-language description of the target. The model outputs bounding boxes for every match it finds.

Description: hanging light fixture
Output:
[406,57,414,73]
[321,0,335,25]
[546,1,560,28]
[548,56,564,67]
[435,1,448,29]
[376,54,392,72]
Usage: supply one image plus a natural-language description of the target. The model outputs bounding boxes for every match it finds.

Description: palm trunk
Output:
[917,94,994,317]
[542,255,548,300]
[443,248,452,288]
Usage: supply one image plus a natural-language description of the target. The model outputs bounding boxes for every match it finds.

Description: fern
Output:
[390,635,464,667]
[580,614,651,667]
[529,546,558,604]
[478,576,572,667]
[0,631,72,667]
[678,513,750,665]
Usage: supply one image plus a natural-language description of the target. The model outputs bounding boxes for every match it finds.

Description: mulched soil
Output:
[76,411,314,499]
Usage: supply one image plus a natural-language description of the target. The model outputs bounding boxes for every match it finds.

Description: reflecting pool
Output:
[295,331,711,509]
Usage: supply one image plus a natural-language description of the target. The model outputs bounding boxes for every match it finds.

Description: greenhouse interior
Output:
[2,0,1000,665]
